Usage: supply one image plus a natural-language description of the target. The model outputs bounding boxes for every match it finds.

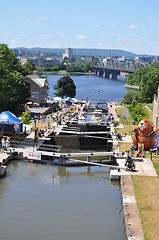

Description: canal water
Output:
[0,75,127,240]
[0,161,125,240]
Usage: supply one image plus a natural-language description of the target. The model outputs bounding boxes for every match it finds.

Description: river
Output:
[46,74,128,102]
[0,74,127,240]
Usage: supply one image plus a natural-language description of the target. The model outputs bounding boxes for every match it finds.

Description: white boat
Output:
[90,110,105,124]
[0,165,7,178]
[78,114,86,124]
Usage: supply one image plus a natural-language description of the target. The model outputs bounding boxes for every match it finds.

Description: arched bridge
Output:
[93,58,150,79]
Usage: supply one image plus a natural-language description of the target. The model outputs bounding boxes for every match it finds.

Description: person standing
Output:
[130,143,135,158]
[6,137,10,149]
[1,138,6,152]
[138,143,142,158]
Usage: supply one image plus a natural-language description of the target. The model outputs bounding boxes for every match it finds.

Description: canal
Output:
[0,161,125,240]
[0,74,127,240]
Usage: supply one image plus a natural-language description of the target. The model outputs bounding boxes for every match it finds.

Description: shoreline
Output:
[124,84,139,90]
[39,71,95,76]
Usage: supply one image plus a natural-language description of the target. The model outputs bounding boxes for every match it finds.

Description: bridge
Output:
[93,58,150,79]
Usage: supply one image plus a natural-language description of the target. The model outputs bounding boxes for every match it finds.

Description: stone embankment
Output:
[121,175,144,240]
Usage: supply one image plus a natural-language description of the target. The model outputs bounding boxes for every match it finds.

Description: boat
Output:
[78,114,86,125]
[0,165,7,178]
[90,109,105,125]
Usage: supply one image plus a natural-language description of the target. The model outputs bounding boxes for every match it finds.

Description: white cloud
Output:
[111,24,118,29]
[75,35,86,40]
[118,36,138,42]
[88,24,100,29]
[0,32,11,36]
[23,17,45,23]
[148,16,154,20]
[129,25,137,30]
[19,34,24,37]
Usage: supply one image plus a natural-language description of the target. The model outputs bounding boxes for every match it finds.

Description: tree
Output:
[128,100,147,123]
[54,76,76,98]
[151,62,159,68]
[121,90,137,104]
[22,60,35,75]
[66,64,83,73]
[126,66,159,103]
[0,43,30,113]
[21,110,31,124]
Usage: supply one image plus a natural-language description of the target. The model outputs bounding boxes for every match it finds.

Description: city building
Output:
[31,57,59,66]
[25,74,47,105]
[63,48,73,60]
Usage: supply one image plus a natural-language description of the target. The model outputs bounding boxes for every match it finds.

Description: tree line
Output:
[0,44,34,114]
[0,43,77,116]
[122,62,159,123]
[37,59,97,74]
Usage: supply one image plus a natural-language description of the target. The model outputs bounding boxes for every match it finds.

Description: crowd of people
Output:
[1,137,10,152]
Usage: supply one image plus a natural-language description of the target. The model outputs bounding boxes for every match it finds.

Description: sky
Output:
[1,0,159,55]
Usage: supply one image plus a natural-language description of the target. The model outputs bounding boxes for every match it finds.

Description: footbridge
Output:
[93,58,150,79]
[8,147,126,169]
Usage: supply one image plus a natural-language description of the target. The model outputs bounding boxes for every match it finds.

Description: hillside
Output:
[12,47,138,58]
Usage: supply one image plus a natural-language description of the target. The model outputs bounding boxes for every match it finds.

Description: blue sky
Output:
[1,0,159,55]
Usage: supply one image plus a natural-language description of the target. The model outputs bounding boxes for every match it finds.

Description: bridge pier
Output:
[104,69,110,78]
[95,68,104,77]
[98,69,103,77]
[110,72,117,80]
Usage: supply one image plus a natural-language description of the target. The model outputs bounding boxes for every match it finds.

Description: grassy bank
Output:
[132,176,159,240]
[116,103,159,240]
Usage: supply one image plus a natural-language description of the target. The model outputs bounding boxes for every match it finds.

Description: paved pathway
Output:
[0,153,10,164]
[117,157,157,177]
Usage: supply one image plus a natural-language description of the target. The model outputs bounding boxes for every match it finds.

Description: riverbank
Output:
[38,70,95,75]
[124,84,139,90]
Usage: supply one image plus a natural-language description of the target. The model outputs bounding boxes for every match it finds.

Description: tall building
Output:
[63,48,73,60]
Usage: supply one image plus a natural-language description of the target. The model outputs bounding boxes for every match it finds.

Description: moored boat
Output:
[0,165,7,178]
[90,109,105,124]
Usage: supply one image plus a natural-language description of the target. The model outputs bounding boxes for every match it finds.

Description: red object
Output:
[34,138,38,143]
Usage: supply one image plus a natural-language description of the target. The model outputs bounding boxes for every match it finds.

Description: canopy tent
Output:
[71,98,79,103]
[53,96,63,102]
[26,101,33,105]
[0,111,23,134]
[65,96,73,102]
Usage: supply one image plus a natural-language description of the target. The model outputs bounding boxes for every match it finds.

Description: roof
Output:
[25,73,46,88]
[0,111,23,124]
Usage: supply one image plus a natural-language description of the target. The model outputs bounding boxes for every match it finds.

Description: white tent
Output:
[53,96,63,102]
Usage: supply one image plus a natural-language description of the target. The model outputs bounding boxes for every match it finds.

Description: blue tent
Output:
[65,96,72,102]
[0,111,23,133]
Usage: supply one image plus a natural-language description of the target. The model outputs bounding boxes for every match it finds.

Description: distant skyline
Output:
[1,0,159,55]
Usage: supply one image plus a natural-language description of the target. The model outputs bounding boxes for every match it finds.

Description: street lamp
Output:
[34,116,38,145]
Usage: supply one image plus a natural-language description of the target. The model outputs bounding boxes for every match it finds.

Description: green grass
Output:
[116,103,159,240]
[153,162,159,175]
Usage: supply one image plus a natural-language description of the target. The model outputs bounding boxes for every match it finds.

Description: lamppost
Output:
[34,116,38,148]
[34,115,37,137]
